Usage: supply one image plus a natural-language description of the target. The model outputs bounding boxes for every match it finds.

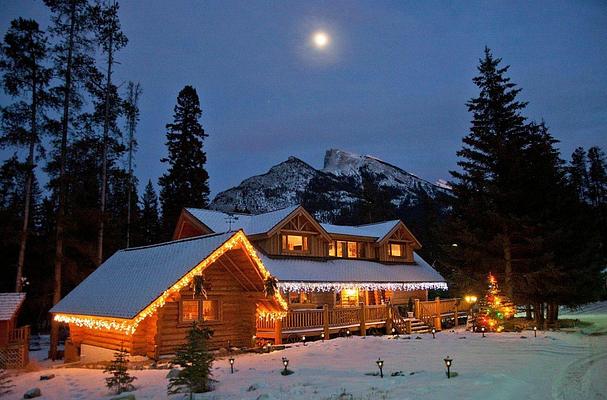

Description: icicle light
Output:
[277,281,448,293]
[54,230,288,334]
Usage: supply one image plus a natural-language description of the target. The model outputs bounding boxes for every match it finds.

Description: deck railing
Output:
[9,325,30,344]
[256,298,464,343]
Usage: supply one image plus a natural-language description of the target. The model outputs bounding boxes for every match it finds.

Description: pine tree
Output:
[168,323,215,397]
[124,81,142,248]
[352,166,398,224]
[449,47,530,298]
[568,147,589,202]
[45,0,95,360]
[138,180,161,245]
[159,85,210,238]
[587,146,607,208]
[90,0,128,265]
[104,345,136,394]
[475,273,515,332]
[0,18,53,292]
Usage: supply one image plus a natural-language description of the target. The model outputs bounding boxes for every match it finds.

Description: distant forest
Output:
[1,1,606,331]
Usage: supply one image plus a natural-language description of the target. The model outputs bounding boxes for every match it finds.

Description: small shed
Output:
[0,292,29,368]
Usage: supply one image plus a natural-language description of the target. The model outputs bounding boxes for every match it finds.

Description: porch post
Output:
[406,318,412,334]
[323,304,330,339]
[454,301,459,327]
[274,316,283,345]
[414,298,420,319]
[359,302,366,336]
[434,297,442,331]
[385,304,393,334]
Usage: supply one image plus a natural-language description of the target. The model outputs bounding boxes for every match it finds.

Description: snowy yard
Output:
[5,302,607,400]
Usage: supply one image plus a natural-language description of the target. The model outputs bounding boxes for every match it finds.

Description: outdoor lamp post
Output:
[444,356,453,378]
[533,326,537,337]
[481,326,486,338]
[321,332,325,341]
[346,329,351,338]
[431,328,436,339]
[282,357,289,375]
[376,358,384,378]
[229,357,234,373]
[302,335,306,346]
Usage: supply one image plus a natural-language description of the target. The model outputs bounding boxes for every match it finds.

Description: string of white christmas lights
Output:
[277,281,448,292]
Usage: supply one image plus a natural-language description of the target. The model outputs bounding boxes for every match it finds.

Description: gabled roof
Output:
[51,232,237,319]
[260,253,445,286]
[0,292,26,321]
[186,206,299,236]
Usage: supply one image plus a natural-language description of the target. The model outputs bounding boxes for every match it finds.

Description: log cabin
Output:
[51,205,448,361]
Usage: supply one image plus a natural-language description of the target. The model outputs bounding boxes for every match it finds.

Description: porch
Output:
[0,325,30,369]
[256,297,469,344]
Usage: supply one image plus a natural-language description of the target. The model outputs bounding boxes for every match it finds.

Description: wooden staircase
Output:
[391,306,433,334]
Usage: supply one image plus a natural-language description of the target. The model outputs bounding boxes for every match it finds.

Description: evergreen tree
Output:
[449,47,530,298]
[351,167,398,224]
[45,0,95,359]
[138,180,161,245]
[568,147,589,202]
[0,18,53,292]
[90,0,127,265]
[124,81,142,248]
[168,323,215,397]
[159,85,210,238]
[587,146,607,208]
[104,346,136,394]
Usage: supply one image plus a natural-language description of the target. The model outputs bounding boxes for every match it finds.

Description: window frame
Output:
[281,234,310,254]
[179,297,222,325]
[329,240,365,259]
[389,242,405,258]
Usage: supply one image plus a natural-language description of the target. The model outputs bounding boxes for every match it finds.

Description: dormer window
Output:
[328,241,365,258]
[389,242,404,257]
[282,234,309,253]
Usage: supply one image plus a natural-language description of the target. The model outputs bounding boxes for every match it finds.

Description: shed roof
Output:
[0,292,26,321]
[50,232,237,319]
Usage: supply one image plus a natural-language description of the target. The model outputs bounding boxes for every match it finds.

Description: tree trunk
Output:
[525,304,531,320]
[97,26,114,266]
[51,3,76,360]
[16,72,37,292]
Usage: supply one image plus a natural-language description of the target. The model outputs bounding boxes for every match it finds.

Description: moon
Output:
[313,31,329,48]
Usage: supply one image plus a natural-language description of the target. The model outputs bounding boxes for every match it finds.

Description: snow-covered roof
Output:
[51,232,237,319]
[186,206,299,235]
[320,220,400,240]
[260,253,445,284]
[0,292,26,321]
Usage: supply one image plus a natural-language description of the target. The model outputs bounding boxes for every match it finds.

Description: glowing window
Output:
[328,241,336,256]
[202,300,219,321]
[282,235,308,252]
[347,242,358,258]
[182,300,199,322]
[390,243,403,257]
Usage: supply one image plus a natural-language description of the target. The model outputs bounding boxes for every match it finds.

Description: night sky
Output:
[1,1,606,197]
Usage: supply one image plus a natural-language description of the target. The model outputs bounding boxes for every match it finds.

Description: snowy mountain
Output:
[210,149,449,215]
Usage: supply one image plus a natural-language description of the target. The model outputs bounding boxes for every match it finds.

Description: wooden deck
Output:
[256,298,468,344]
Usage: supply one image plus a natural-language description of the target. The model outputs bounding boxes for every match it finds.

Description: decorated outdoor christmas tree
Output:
[476,273,515,332]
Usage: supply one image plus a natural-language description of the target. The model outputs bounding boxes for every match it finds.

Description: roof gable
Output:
[265,206,332,242]
[378,221,422,249]
[51,231,288,333]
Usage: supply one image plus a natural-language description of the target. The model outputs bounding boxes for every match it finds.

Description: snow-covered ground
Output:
[4,302,607,400]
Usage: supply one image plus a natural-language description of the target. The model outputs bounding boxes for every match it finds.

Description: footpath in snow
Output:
[4,302,607,400]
